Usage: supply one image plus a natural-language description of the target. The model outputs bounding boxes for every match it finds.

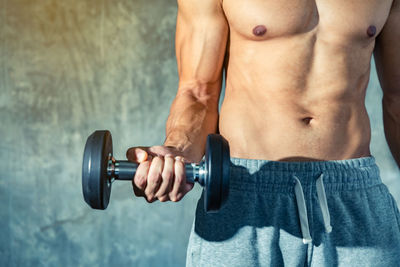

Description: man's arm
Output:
[374,0,400,168]
[164,0,228,162]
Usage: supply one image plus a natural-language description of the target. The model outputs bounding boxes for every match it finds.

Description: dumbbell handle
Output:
[107,159,206,186]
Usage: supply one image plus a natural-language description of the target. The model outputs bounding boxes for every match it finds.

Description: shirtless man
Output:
[127,0,400,265]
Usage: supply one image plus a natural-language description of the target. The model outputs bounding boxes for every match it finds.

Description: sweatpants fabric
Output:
[186,156,400,267]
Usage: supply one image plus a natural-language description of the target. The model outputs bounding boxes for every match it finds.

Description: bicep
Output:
[175,0,229,100]
[374,0,400,96]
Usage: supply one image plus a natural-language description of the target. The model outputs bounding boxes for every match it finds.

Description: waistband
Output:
[229,156,382,193]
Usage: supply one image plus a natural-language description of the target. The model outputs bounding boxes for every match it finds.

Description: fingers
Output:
[169,156,188,202]
[144,156,164,202]
[131,152,194,203]
[155,155,175,202]
[132,159,150,196]
[126,147,149,163]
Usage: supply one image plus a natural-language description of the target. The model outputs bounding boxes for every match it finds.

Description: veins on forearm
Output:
[164,93,218,151]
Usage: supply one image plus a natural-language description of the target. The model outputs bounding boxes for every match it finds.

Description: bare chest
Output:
[222,0,393,41]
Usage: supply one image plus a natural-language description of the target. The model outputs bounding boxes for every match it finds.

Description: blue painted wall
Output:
[0,0,399,266]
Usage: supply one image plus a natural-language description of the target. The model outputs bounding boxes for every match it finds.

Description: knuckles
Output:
[131,150,190,204]
[176,193,183,202]
[146,194,156,203]
[135,175,147,188]
[158,196,169,202]
[169,193,183,202]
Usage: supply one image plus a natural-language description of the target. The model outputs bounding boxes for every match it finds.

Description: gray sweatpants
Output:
[186,156,400,267]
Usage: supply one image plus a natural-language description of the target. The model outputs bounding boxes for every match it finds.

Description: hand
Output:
[126,146,195,203]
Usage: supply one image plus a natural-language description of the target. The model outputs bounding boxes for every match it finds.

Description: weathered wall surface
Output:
[0,0,399,266]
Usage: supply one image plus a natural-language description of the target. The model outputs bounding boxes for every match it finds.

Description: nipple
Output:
[367,25,376,37]
[253,25,267,36]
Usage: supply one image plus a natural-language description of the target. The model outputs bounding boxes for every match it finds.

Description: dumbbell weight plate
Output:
[204,134,230,212]
[82,130,230,212]
[82,130,113,210]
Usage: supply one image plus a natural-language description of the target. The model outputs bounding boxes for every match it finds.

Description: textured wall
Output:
[0,0,399,266]
[0,0,199,266]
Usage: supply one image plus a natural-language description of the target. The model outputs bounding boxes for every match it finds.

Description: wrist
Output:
[164,131,191,150]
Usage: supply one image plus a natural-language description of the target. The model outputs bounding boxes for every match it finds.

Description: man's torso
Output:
[219,0,393,161]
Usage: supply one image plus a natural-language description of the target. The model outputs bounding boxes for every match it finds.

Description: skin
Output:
[127,0,400,203]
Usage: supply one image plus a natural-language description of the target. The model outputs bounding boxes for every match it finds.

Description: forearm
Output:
[163,90,220,162]
[382,95,400,169]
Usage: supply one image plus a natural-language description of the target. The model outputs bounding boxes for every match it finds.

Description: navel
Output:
[253,25,267,36]
[367,25,376,37]
[301,117,313,125]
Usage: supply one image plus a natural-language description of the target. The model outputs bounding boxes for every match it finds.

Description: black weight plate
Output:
[204,134,230,212]
[220,135,230,207]
[82,130,113,210]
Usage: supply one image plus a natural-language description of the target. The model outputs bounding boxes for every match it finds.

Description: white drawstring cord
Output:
[293,174,332,244]
[293,176,313,244]
[316,174,333,233]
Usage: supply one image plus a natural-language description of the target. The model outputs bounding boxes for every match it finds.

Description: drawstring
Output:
[293,176,312,244]
[293,174,332,244]
[316,174,333,233]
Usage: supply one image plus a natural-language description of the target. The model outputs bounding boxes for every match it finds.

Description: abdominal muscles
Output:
[219,93,372,161]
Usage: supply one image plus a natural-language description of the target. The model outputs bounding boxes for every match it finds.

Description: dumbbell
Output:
[82,130,230,213]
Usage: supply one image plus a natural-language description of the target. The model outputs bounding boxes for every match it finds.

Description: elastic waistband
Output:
[229,156,382,193]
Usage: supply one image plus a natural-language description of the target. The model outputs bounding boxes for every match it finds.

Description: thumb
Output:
[126,147,149,163]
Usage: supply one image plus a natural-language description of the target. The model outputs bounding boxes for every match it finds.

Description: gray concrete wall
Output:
[0,1,399,266]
